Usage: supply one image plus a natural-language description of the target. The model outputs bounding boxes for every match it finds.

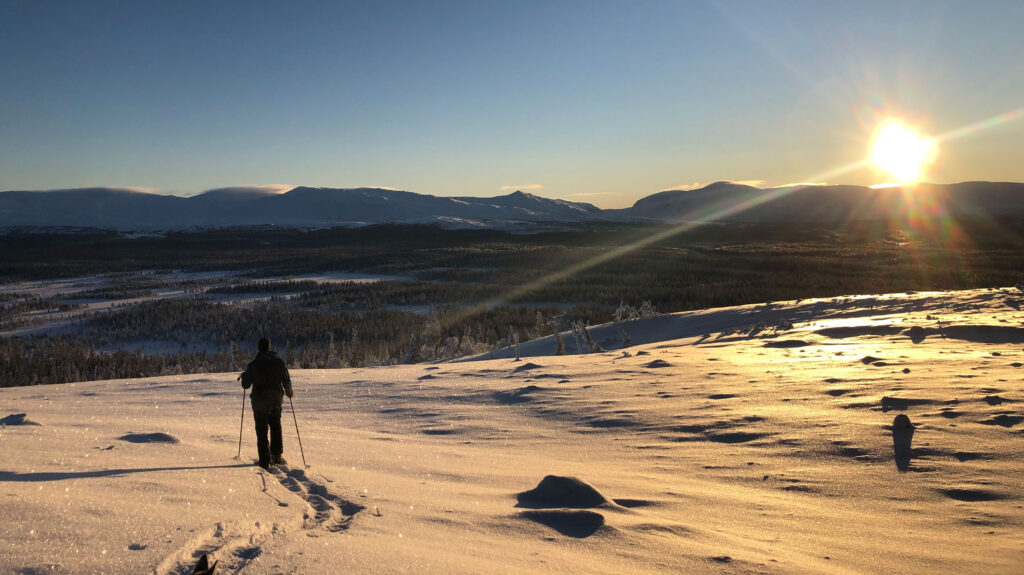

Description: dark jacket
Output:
[241,350,292,411]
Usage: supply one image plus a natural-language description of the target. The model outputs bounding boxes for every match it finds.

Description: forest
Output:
[2,217,1023,386]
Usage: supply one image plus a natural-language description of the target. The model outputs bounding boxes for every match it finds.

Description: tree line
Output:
[0,297,615,386]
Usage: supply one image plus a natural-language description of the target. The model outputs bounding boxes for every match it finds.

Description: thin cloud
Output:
[663,182,706,191]
[777,181,828,188]
[187,184,294,197]
[565,192,613,198]
[499,184,543,191]
[117,186,164,194]
[251,184,293,194]
[663,180,766,191]
[722,179,767,188]
[225,184,293,194]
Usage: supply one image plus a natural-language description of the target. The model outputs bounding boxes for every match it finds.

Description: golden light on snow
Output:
[870,121,938,184]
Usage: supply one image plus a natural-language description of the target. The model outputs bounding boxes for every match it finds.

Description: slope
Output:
[1,287,1022,573]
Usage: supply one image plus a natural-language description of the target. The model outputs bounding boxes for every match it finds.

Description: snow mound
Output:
[118,432,180,444]
[0,413,41,426]
[516,475,609,509]
[493,385,544,404]
[763,339,810,348]
[512,362,543,373]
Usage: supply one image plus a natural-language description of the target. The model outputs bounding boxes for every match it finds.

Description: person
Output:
[241,337,293,469]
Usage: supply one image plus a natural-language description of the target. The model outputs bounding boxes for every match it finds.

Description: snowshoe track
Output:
[153,520,274,575]
[271,465,365,533]
[154,466,363,574]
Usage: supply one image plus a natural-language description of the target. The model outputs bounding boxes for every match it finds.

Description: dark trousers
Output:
[253,405,283,467]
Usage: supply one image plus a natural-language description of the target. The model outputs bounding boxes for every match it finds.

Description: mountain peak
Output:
[3,181,1024,231]
[505,190,533,199]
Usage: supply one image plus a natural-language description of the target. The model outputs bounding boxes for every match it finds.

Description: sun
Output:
[870,121,938,184]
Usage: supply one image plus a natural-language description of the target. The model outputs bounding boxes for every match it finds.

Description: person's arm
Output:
[280,361,293,398]
[240,362,253,389]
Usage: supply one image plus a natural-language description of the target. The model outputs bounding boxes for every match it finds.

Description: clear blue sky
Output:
[1,0,1022,207]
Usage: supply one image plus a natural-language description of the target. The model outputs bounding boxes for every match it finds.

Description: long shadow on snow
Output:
[0,463,251,482]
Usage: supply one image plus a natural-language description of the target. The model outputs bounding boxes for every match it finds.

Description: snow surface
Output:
[2,288,1022,574]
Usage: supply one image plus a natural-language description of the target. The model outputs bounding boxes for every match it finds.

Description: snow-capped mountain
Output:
[1,181,1023,231]
[0,187,604,230]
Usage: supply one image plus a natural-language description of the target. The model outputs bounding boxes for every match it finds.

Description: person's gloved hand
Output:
[286,389,294,398]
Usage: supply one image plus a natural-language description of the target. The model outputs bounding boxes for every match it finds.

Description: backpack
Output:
[242,357,282,397]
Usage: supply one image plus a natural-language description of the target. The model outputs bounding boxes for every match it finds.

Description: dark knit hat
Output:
[258,337,271,351]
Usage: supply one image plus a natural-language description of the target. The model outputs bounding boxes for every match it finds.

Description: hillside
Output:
[2,287,1022,573]
[628,181,1024,223]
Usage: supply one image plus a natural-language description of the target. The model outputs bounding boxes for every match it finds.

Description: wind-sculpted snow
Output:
[118,432,180,444]
[1,287,1022,573]
[0,413,41,426]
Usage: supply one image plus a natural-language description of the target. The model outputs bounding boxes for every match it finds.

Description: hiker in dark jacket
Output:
[241,337,293,469]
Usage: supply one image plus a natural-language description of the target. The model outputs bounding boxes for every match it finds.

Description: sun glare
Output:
[870,122,938,184]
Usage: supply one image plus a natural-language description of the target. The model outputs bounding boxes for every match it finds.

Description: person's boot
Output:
[271,454,287,466]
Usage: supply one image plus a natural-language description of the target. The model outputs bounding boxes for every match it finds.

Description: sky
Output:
[1,0,1022,208]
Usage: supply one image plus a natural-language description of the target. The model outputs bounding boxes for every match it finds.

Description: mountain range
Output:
[1,181,1023,231]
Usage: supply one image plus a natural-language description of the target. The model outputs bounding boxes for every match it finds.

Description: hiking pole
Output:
[236,389,246,460]
[288,395,308,468]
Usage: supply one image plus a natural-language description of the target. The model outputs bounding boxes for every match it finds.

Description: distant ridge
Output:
[628,181,1024,223]
[1,182,1023,231]
[0,186,604,230]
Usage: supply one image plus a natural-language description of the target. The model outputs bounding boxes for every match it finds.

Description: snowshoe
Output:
[192,553,218,574]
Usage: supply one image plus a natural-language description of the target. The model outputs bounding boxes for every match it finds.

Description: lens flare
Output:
[441,107,1019,334]
[870,122,938,184]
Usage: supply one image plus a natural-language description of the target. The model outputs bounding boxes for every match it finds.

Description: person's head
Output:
[258,338,271,352]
